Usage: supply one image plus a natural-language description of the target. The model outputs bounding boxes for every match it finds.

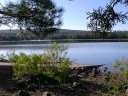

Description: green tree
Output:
[87,0,128,38]
[0,0,63,39]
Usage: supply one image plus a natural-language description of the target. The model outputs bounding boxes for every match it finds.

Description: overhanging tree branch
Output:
[0,10,32,18]
[0,0,63,39]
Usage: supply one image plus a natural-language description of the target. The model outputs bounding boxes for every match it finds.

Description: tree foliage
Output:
[87,0,128,33]
[0,0,63,38]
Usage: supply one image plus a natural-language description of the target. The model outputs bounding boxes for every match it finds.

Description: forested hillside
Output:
[0,29,128,40]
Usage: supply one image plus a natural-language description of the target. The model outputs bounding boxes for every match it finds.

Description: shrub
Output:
[9,53,42,79]
[99,59,128,95]
[9,43,71,84]
[113,58,128,78]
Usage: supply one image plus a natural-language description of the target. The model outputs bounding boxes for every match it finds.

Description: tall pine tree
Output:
[0,0,63,39]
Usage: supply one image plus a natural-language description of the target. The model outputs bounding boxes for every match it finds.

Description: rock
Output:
[72,82,80,87]
[42,91,55,96]
[126,88,128,96]
[72,82,77,87]
[15,90,30,96]
[0,58,9,62]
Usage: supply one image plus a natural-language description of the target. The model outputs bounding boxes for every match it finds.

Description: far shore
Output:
[0,39,128,45]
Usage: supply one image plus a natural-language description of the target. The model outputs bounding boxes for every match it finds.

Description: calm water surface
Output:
[0,42,128,67]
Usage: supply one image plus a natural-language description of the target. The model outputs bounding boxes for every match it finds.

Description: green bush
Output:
[9,53,42,79]
[9,43,71,83]
[113,58,128,78]
[99,59,128,95]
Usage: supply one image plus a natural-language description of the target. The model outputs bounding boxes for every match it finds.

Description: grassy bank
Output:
[0,64,127,96]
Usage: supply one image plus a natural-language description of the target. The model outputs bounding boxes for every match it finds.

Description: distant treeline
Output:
[0,29,128,40]
[47,30,128,40]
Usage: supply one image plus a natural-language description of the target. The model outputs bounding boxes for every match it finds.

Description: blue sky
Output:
[53,0,128,30]
[53,0,109,30]
[0,0,128,30]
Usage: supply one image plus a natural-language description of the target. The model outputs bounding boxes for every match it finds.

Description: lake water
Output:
[0,42,128,68]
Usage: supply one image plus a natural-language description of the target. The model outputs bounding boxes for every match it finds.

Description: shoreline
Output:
[0,62,104,68]
[0,39,127,45]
